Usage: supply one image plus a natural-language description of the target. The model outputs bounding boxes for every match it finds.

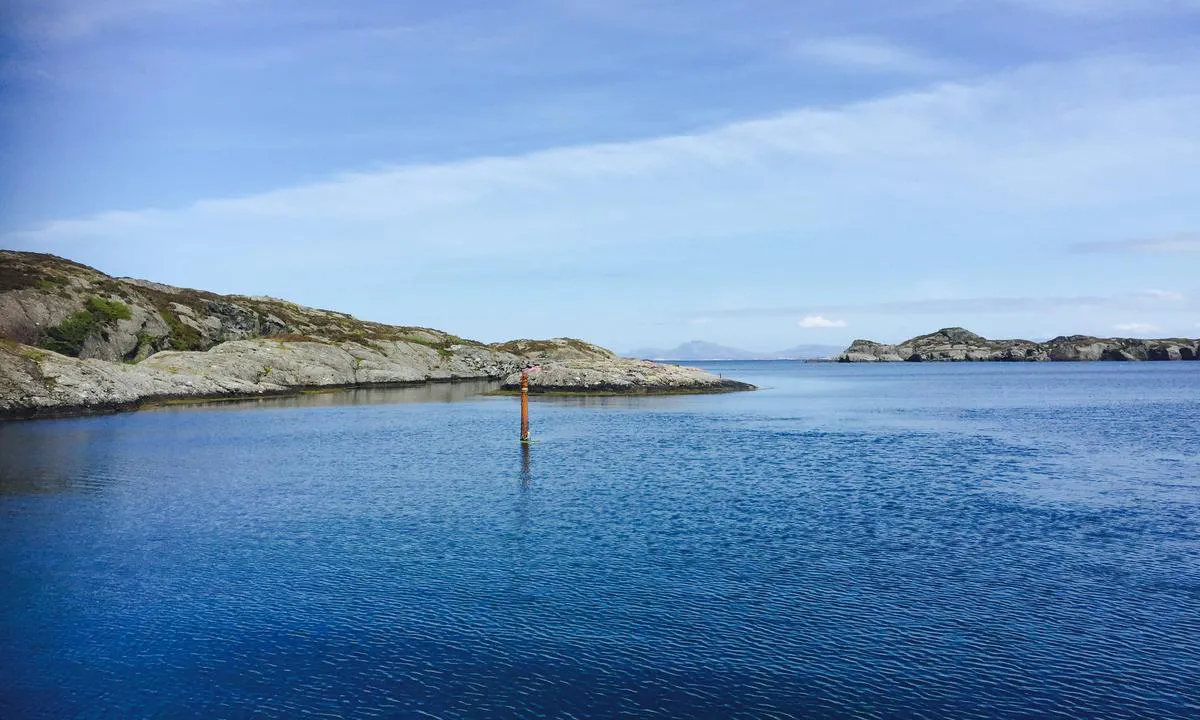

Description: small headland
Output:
[0,251,753,419]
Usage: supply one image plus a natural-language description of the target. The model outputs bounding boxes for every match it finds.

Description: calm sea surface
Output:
[2,362,1198,719]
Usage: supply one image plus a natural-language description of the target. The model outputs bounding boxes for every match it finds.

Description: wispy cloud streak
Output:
[9,57,1199,265]
[790,36,956,75]
[1069,233,1200,254]
[697,290,1194,319]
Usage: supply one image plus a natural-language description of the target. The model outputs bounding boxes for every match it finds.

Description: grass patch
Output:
[85,296,131,322]
[1,338,47,361]
[34,275,70,291]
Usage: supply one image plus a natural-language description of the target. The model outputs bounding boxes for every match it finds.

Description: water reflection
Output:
[0,379,502,496]
[150,379,501,413]
[0,421,123,495]
[520,443,532,488]
[529,394,694,409]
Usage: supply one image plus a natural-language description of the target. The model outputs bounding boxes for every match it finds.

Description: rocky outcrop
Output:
[499,359,755,395]
[0,336,526,419]
[0,252,754,417]
[837,327,1200,363]
[838,339,915,363]
[0,250,484,362]
[491,337,755,393]
[490,337,618,362]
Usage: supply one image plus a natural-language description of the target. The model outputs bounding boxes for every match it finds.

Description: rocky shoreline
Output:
[836,327,1200,363]
[0,252,753,419]
[499,359,754,395]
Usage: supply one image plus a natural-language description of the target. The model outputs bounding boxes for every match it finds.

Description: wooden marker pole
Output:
[520,370,530,443]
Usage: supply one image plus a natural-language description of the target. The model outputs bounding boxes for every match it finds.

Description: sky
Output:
[2,0,1199,351]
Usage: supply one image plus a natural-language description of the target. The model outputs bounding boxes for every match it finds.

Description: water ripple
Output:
[1,365,1198,718]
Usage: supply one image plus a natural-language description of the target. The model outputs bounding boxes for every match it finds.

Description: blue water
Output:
[2,363,1199,719]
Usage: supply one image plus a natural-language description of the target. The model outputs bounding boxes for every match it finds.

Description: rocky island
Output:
[837,327,1200,362]
[495,339,752,395]
[0,251,753,419]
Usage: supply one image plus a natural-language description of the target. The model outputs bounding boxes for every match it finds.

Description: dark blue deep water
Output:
[2,363,1199,719]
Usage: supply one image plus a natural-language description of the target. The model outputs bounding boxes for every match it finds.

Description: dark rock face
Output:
[837,327,1200,363]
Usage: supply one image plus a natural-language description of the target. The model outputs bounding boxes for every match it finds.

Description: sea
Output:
[1,361,1198,719]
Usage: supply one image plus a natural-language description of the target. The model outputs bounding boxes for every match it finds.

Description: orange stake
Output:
[520,370,530,443]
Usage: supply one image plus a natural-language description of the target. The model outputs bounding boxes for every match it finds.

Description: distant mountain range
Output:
[625,340,843,361]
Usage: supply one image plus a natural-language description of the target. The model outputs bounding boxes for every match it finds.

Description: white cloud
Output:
[790,36,955,75]
[799,315,847,328]
[7,56,1200,272]
[1113,322,1163,334]
[1137,289,1185,302]
[1070,233,1200,254]
[1006,0,1200,17]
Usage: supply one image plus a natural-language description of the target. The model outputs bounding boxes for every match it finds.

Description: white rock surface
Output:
[0,338,525,418]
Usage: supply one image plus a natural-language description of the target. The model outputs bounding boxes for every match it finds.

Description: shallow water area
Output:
[2,362,1198,718]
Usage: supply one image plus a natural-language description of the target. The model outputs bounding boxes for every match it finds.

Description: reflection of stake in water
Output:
[520,443,531,488]
[518,366,539,487]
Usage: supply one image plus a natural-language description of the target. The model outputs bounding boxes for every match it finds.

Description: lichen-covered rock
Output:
[1,340,266,417]
[0,250,487,362]
[500,359,755,394]
[0,337,527,418]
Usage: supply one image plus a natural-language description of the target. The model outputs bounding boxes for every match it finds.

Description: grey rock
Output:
[837,327,1200,363]
[499,359,755,394]
[1,337,527,418]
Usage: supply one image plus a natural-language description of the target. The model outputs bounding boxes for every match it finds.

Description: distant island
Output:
[0,252,753,419]
[837,327,1199,362]
[627,340,842,361]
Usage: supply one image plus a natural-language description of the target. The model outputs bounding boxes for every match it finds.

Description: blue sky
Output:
[2,0,1199,350]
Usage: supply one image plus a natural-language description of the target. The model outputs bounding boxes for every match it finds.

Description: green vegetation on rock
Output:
[40,311,97,356]
[34,275,70,291]
[160,309,203,351]
[38,296,131,357]
[85,296,132,322]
